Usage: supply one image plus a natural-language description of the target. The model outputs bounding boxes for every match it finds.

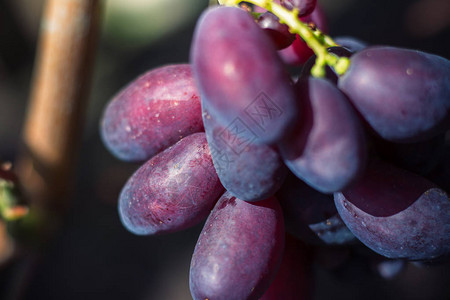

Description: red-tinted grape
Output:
[100,64,203,162]
[257,12,295,50]
[189,192,284,300]
[118,133,223,235]
[279,4,328,65]
[281,0,317,17]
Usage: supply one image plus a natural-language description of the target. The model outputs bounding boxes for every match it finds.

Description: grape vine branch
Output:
[218,0,350,77]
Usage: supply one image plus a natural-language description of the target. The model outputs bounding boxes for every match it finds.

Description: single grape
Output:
[373,133,446,176]
[189,192,284,300]
[280,0,317,17]
[257,12,295,50]
[259,234,313,300]
[191,6,298,144]
[277,172,356,245]
[338,46,450,142]
[118,133,223,235]
[279,77,367,193]
[334,36,367,53]
[279,4,328,66]
[100,64,203,162]
[334,159,450,260]
[202,102,287,201]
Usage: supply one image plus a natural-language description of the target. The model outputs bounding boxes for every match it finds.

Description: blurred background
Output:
[0,0,449,299]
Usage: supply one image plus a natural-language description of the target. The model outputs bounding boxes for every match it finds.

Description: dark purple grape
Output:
[334,159,450,260]
[300,46,353,83]
[118,133,223,235]
[277,172,356,245]
[100,64,203,162]
[202,101,287,201]
[373,133,446,176]
[334,36,367,53]
[189,192,285,300]
[259,234,312,300]
[191,6,298,144]
[338,46,450,142]
[279,77,367,193]
[257,12,295,50]
[281,0,317,17]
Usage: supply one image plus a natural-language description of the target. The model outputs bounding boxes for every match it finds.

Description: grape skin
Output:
[334,36,367,53]
[118,133,223,235]
[100,64,203,162]
[338,46,450,142]
[280,77,367,193]
[281,0,317,17]
[334,159,450,260]
[277,172,355,245]
[257,12,295,50]
[189,192,284,300]
[202,102,287,201]
[278,5,328,66]
[191,6,298,144]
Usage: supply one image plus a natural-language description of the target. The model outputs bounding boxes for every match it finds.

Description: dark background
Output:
[0,0,449,299]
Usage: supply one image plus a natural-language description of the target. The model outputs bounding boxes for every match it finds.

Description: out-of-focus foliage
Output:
[103,0,205,48]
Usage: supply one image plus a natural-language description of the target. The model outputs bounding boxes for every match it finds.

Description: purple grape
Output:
[259,234,313,300]
[279,77,367,193]
[338,46,450,142]
[118,133,223,235]
[334,36,367,53]
[100,64,203,162]
[334,159,450,260]
[191,6,298,144]
[373,133,446,176]
[281,0,317,17]
[189,192,285,300]
[277,172,356,245]
[257,12,295,50]
[202,101,287,201]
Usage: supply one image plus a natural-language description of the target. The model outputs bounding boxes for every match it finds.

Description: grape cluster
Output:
[100,1,450,299]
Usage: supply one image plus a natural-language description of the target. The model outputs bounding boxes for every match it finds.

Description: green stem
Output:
[218,0,350,77]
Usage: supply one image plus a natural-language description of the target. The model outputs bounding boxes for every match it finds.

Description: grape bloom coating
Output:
[191,6,298,144]
[189,192,285,300]
[118,133,224,235]
[100,64,203,162]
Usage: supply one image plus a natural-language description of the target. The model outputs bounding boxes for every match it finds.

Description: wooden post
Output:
[16,0,101,212]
